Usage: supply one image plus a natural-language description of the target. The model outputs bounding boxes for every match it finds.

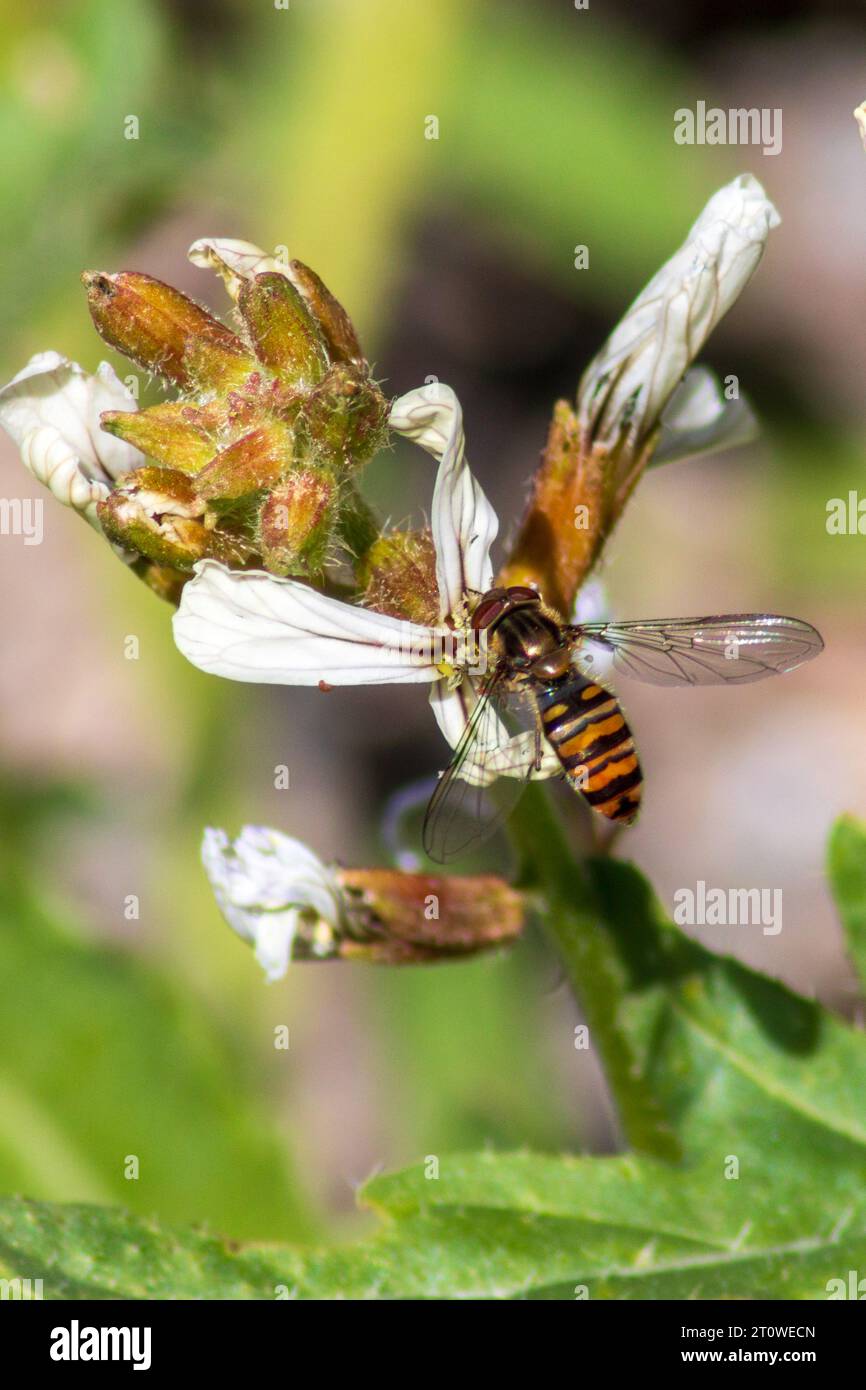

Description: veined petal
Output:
[429,676,559,786]
[202,825,343,980]
[578,174,779,451]
[0,353,143,526]
[173,558,443,686]
[389,383,498,616]
[651,366,758,467]
[188,238,288,302]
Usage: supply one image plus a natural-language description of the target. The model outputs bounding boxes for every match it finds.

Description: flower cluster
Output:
[0,174,780,976]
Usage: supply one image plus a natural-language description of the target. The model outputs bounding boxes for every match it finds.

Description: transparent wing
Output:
[423,669,539,863]
[569,615,824,687]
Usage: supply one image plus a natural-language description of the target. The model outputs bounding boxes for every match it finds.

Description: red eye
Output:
[506,585,540,604]
[471,593,509,631]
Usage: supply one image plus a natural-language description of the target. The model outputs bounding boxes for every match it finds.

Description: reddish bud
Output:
[286,260,367,366]
[359,529,440,624]
[336,869,524,963]
[195,423,293,502]
[258,468,337,575]
[82,271,256,391]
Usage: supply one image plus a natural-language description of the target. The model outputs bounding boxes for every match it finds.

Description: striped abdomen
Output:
[536,673,642,824]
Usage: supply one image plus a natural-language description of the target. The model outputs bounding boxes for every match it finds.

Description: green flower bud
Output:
[359,529,439,625]
[300,364,388,471]
[97,465,251,572]
[82,271,256,391]
[237,273,329,386]
[100,400,218,474]
[258,468,337,576]
[195,422,293,502]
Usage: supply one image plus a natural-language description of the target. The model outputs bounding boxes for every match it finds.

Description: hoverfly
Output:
[422,585,823,862]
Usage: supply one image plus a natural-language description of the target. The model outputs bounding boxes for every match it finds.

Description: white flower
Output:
[202,825,344,981]
[174,382,556,784]
[0,351,144,528]
[578,173,779,462]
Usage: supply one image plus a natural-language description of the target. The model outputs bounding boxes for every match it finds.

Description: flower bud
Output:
[359,529,440,624]
[100,400,218,474]
[194,422,293,502]
[98,466,252,571]
[337,869,524,963]
[285,260,367,366]
[82,271,256,391]
[201,825,525,977]
[497,401,606,618]
[237,272,329,386]
[300,364,388,471]
[258,468,337,575]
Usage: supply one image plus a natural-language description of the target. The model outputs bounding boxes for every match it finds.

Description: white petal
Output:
[578,175,779,451]
[19,428,109,526]
[202,825,343,981]
[429,676,558,786]
[188,238,289,302]
[855,102,866,152]
[173,559,443,686]
[389,383,498,616]
[651,366,758,467]
[0,353,143,526]
[572,577,610,625]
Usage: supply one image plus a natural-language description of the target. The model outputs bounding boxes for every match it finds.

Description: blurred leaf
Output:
[0,0,208,367]
[447,7,703,295]
[0,802,313,1243]
[827,814,866,998]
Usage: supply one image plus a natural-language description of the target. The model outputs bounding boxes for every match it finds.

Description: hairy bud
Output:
[336,869,524,963]
[82,271,256,391]
[237,272,330,386]
[258,468,337,576]
[359,529,440,624]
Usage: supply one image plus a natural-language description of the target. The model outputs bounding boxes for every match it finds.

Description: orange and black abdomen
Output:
[536,673,642,824]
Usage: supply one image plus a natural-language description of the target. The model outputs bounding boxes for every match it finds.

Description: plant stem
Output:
[508,783,679,1160]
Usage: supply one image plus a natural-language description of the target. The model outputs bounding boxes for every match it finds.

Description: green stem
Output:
[508,783,679,1160]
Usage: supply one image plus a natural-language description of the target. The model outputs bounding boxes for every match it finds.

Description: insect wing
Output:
[570,615,823,687]
[422,670,538,863]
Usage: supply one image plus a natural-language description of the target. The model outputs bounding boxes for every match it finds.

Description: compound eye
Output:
[506,585,541,604]
[471,594,509,631]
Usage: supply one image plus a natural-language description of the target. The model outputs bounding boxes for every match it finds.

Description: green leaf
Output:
[4,1118,866,1300]
[827,814,866,997]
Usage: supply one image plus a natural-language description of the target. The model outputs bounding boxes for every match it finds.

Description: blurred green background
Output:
[0,0,864,1243]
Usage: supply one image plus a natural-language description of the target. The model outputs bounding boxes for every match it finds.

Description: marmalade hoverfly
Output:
[422,585,823,862]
